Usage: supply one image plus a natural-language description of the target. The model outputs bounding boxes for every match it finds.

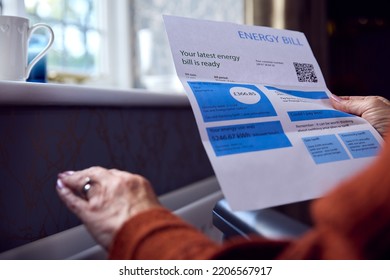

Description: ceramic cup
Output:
[0,15,54,81]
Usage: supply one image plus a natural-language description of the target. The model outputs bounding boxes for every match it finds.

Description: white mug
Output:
[0,15,54,81]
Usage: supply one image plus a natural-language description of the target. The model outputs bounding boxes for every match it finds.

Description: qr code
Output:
[293,62,318,83]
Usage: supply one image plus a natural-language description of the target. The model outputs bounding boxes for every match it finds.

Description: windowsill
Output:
[0,80,189,107]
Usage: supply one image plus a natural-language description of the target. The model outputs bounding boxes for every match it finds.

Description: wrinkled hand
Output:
[331,95,390,137]
[56,167,161,250]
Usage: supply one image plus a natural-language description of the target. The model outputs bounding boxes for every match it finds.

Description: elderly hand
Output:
[56,167,161,250]
[331,95,390,137]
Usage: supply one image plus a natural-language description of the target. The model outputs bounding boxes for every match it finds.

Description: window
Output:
[133,0,245,92]
[22,0,245,92]
[25,0,105,83]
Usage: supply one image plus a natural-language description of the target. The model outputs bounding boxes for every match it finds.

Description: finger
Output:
[331,94,370,116]
[336,96,366,101]
[59,166,108,193]
[56,179,89,217]
[339,96,390,105]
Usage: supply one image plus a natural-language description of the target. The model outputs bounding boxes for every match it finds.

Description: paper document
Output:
[164,15,383,211]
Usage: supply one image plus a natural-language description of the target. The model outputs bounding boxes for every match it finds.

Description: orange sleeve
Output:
[279,139,390,259]
[108,207,221,259]
[108,206,289,260]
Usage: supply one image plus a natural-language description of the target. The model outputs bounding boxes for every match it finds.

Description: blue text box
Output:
[207,121,292,156]
[303,134,350,164]
[189,82,277,122]
[339,130,381,159]
[288,110,354,122]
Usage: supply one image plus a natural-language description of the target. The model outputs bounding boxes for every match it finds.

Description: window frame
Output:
[21,0,252,91]
[102,0,134,89]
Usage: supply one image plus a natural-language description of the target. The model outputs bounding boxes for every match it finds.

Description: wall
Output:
[0,83,214,253]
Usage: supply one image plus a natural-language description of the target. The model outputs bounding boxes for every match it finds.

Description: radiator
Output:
[0,176,223,260]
